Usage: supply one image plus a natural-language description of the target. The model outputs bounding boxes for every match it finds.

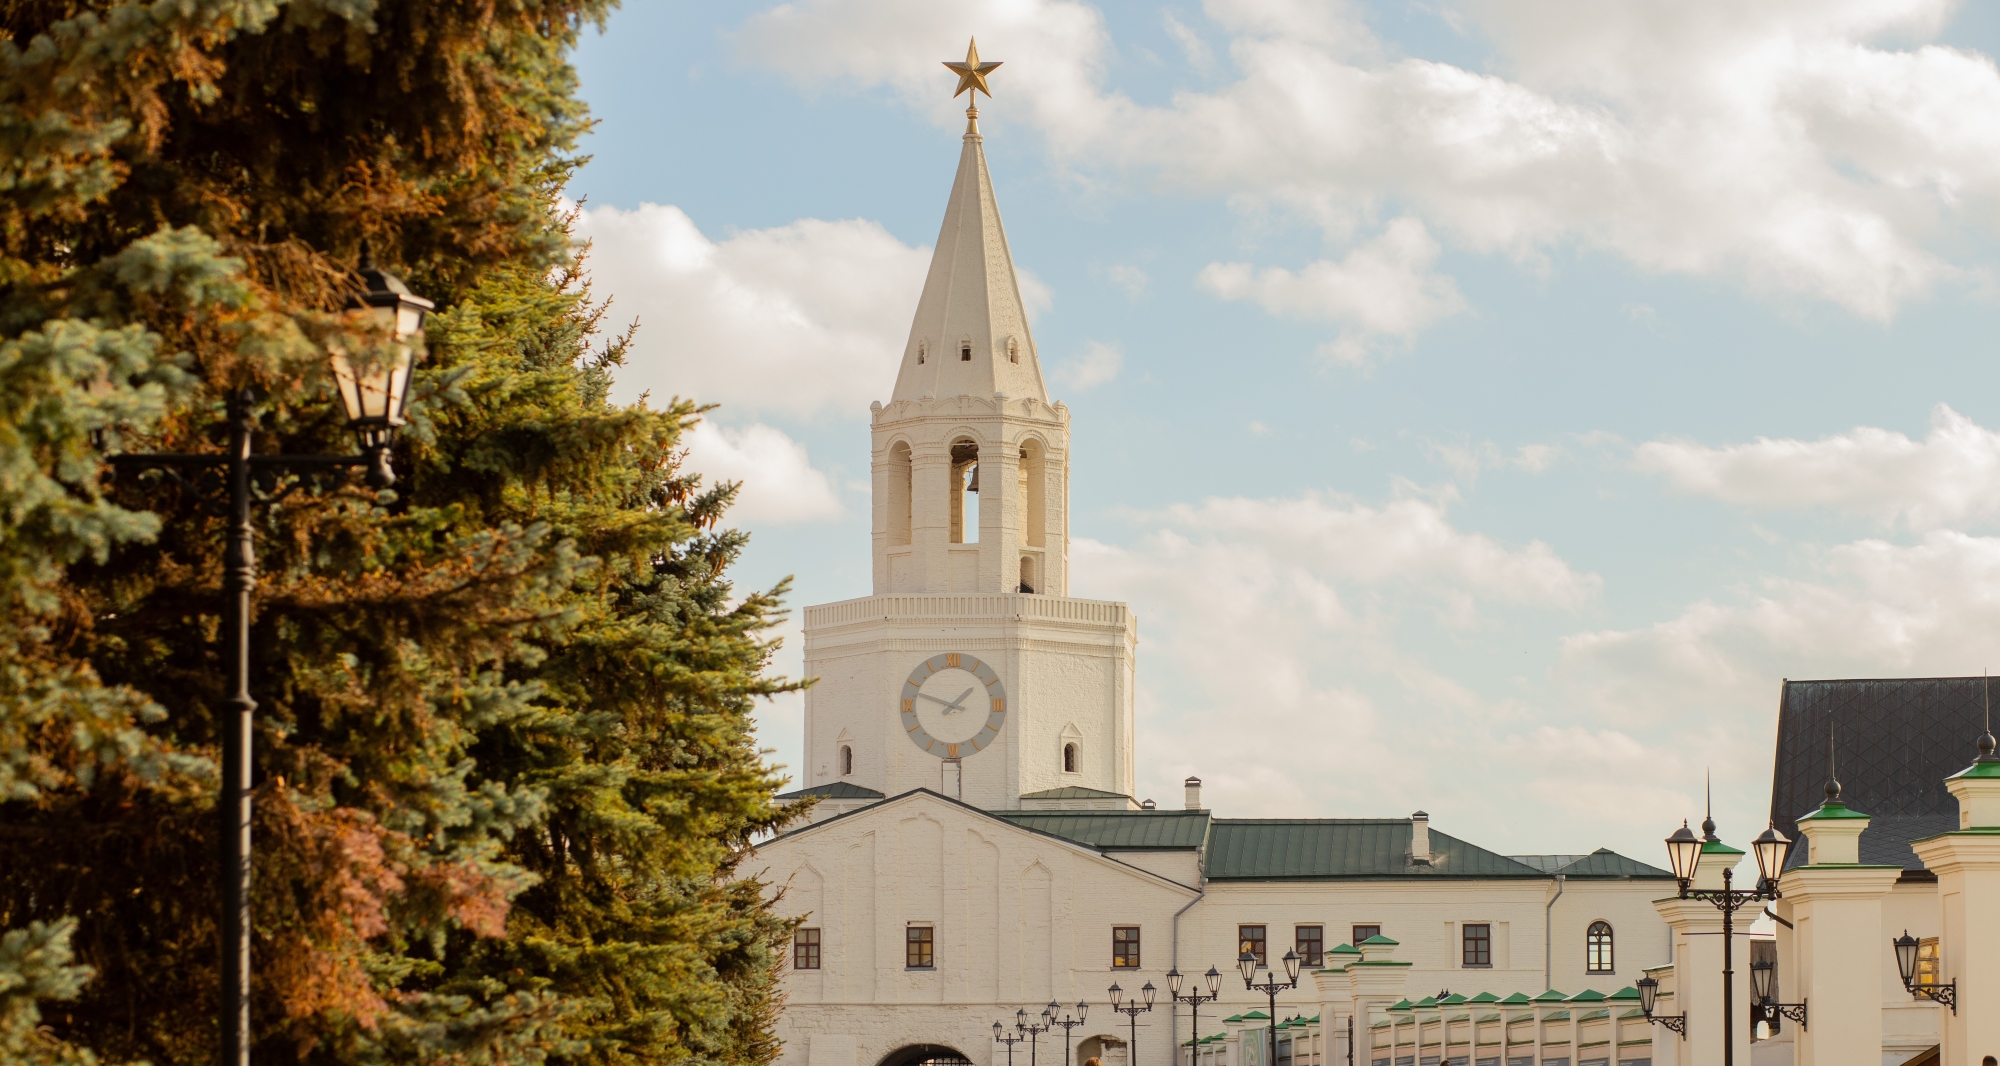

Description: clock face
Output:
[901,652,1007,759]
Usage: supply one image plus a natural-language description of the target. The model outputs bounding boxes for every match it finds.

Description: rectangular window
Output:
[1917,937,1941,987]
[794,927,821,970]
[1462,923,1492,967]
[1296,925,1324,968]
[906,926,933,969]
[1239,924,1268,966]
[1353,924,1382,947]
[1113,926,1141,968]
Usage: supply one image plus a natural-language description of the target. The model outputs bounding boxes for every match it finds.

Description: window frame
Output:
[1295,925,1325,968]
[1353,924,1382,947]
[1239,924,1268,966]
[1113,926,1141,969]
[1461,923,1492,968]
[1586,921,1614,974]
[794,927,821,970]
[839,745,853,777]
[905,925,934,970]
[1062,743,1078,773]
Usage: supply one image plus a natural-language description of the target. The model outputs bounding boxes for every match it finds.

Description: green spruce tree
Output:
[1,3,805,1063]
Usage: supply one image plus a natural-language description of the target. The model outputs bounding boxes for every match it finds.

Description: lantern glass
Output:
[1665,821,1703,883]
[1045,1001,1059,1021]
[1636,975,1658,1015]
[1238,950,1259,986]
[1166,968,1183,997]
[1750,958,1774,1003]
[1142,981,1157,1008]
[1283,949,1302,983]
[1205,966,1222,997]
[1752,823,1789,885]
[1109,983,1124,1008]
[994,1022,1003,1039]
[334,262,433,445]
[1076,1001,1088,1024]
[1017,1009,1028,1027]
[1894,932,1919,988]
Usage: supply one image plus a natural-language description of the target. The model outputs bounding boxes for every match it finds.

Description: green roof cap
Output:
[1797,800,1872,821]
[1532,990,1568,1003]
[1413,996,1438,1007]
[1566,989,1605,1002]
[1361,934,1399,946]
[1243,1011,1270,1020]
[1388,999,1413,1011]
[1949,759,2000,780]
[1330,943,1363,954]
[1700,840,1746,856]
[1469,992,1501,1003]
[1500,993,1533,1005]
[1224,1015,1244,1024]
[1606,987,1641,1001]
[1440,994,1468,1005]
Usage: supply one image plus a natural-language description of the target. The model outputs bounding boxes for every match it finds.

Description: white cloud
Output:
[1162,11,1216,74]
[1051,340,1124,391]
[1199,218,1468,363]
[1105,263,1149,298]
[1423,437,1565,481]
[576,202,929,417]
[1636,404,2000,531]
[738,0,2000,320]
[681,420,844,524]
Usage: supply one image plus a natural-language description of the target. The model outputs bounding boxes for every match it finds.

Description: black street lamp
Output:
[1748,958,1807,1031]
[107,255,431,1066]
[1892,931,1957,1014]
[998,1021,1030,1066]
[1018,1006,1053,1066]
[1047,1000,1089,1066]
[1166,966,1223,1066]
[1239,948,1302,1066]
[1634,975,1684,1039]
[1659,814,1789,1066]
[1109,981,1156,1066]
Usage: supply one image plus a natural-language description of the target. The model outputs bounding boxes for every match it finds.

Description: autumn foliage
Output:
[1,3,801,1064]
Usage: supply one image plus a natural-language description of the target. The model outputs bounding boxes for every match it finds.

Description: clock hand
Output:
[944,687,976,713]
[915,691,957,708]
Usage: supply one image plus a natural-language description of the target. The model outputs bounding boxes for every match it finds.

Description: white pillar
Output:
[1776,795,1900,1066]
[1909,750,2000,1066]
[1653,843,1754,1066]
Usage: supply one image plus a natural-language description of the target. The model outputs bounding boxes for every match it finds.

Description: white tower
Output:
[799,43,1137,811]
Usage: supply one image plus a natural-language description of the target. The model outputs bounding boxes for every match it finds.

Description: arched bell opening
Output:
[887,441,913,546]
[949,438,979,544]
[1018,437,1046,548]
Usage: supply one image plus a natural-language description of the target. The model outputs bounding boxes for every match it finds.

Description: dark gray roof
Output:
[995,810,1210,849]
[1511,854,1588,874]
[1204,819,1547,880]
[777,781,886,800]
[1771,677,1990,872]
[1019,786,1133,800]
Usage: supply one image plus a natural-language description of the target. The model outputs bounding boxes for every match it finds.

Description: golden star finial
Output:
[943,37,1002,100]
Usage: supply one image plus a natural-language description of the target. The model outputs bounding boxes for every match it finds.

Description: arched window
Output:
[1019,556,1035,594]
[887,441,912,547]
[1587,921,1614,974]
[917,340,927,365]
[949,439,978,544]
[1063,743,1078,773]
[960,341,972,362]
[1007,337,1020,364]
[840,745,854,777]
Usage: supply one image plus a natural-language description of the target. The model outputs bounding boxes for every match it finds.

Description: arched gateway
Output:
[877,1046,973,1066]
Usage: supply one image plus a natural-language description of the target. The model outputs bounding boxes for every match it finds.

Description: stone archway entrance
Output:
[878,1045,975,1066]
[1076,1035,1128,1066]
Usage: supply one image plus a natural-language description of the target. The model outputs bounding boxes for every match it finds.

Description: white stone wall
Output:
[801,595,1137,806]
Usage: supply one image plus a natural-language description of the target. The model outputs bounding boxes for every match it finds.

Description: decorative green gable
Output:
[1531,990,1568,1003]
[1606,987,1641,1001]
[1361,934,1400,946]
[1469,992,1501,1003]
[1500,993,1533,1005]
[1566,989,1606,1002]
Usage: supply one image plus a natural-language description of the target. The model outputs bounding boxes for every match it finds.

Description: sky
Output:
[564,0,2000,866]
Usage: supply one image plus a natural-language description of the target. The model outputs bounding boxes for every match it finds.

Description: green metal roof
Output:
[1412,996,1438,1007]
[1543,1010,1570,1021]
[993,809,1211,850]
[1469,993,1500,1003]
[1577,1009,1610,1021]
[1388,999,1413,1011]
[1700,839,1746,856]
[1949,758,2000,780]
[1606,987,1640,1001]
[1500,993,1532,1005]
[1361,934,1400,946]
[1535,848,1674,879]
[1566,990,1606,1002]
[1330,943,1363,954]
[1203,819,1549,879]
[776,781,886,800]
[1440,994,1468,1005]
[1242,1011,1270,1020]
[1019,786,1135,801]
[1797,800,1872,821]
[1532,990,1568,1003]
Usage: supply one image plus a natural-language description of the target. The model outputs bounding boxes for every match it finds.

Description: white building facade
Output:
[750,87,1677,1066]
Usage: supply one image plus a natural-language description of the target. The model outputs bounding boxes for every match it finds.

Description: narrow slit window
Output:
[1062,742,1077,773]
[840,745,853,777]
[960,342,972,361]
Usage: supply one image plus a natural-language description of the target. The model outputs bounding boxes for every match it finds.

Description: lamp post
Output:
[1167,966,1223,1066]
[1019,1006,1054,1066]
[1892,931,1958,1014]
[1109,981,1156,1066]
[1634,975,1684,1039]
[1239,949,1302,1066]
[1046,1000,1089,1066]
[998,1021,1030,1066]
[1658,816,1789,1066]
[107,256,431,1066]
[1748,958,1807,1031]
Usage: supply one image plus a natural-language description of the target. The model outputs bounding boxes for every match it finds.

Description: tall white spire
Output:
[891,40,1048,404]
